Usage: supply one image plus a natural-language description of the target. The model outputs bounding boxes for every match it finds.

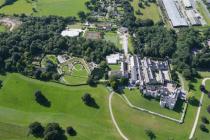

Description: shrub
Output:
[66,126,77,136]
[81,93,99,108]
[200,124,209,132]
[201,116,209,124]
[44,123,65,140]
[28,122,44,138]
[207,105,210,114]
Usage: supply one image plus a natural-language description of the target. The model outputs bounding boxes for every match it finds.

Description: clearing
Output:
[131,0,161,22]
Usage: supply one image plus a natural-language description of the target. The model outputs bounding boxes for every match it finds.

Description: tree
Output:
[201,116,209,124]
[207,105,210,114]
[0,80,2,88]
[78,11,87,21]
[66,126,77,136]
[188,96,199,106]
[200,124,209,132]
[44,123,65,140]
[81,93,98,108]
[145,129,156,140]
[35,90,51,107]
[28,122,44,138]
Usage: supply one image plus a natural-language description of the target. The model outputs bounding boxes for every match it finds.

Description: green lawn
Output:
[0,73,120,140]
[196,1,210,26]
[194,77,210,139]
[0,25,6,32]
[124,88,183,119]
[131,0,161,22]
[104,32,121,49]
[111,72,210,140]
[62,63,89,85]
[109,64,121,71]
[41,55,58,67]
[0,0,89,17]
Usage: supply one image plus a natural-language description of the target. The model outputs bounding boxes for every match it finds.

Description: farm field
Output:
[0,73,120,140]
[131,0,161,22]
[194,79,210,139]
[124,88,183,119]
[0,0,88,17]
[111,72,210,140]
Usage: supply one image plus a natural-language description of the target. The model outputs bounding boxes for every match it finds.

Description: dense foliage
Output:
[134,26,176,58]
[29,122,44,138]
[0,16,117,80]
[35,90,51,107]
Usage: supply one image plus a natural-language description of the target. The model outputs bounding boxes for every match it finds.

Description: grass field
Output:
[194,78,210,139]
[104,32,121,49]
[124,88,183,119]
[131,0,161,22]
[62,63,89,85]
[0,0,89,17]
[0,25,6,32]
[109,64,121,71]
[111,72,210,140]
[196,1,210,26]
[0,73,120,140]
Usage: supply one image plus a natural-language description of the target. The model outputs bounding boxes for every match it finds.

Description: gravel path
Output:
[189,78,210,139]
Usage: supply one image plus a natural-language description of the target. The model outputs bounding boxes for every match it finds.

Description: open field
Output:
[0,0,88,17]
[194,76,210,139]
[131,0,161,22]
[124,88,183,119]
[111,72,210,140]
[0,73,120,140]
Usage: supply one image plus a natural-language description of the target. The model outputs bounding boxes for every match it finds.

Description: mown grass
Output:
[124,88,183,119]
[131,0,161,22]
[194,75,210,139]
[0,73,120,140]
[111,72,210,140]
[109,64,121,71]
[196,1,210,26]
[104,32,121,49]
[0,25,6,32]
[0,0,89,17]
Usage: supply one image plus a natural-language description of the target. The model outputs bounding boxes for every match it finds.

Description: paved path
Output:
[122,94,182,123]
[189,78,210,139]
[109,92,129,140]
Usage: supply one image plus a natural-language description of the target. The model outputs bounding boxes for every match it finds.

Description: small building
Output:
[181,0,192,8]
[61,29,83,37]
[106,53,123,64]
[57,55,68,64]
[96,23,112,31]
[118,27,128,34]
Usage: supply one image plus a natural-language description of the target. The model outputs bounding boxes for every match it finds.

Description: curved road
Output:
[109,92,129,140]
[189,78,210,139]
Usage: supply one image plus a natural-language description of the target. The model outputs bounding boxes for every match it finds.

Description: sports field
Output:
[0,73,120,140]
[0,0,88,17]
[131,0,161,22]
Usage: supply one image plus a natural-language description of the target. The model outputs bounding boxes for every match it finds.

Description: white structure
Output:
[61,29,83,37]
[106,53,123,64]
[57,55,67,64]
[181,0,192,8]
